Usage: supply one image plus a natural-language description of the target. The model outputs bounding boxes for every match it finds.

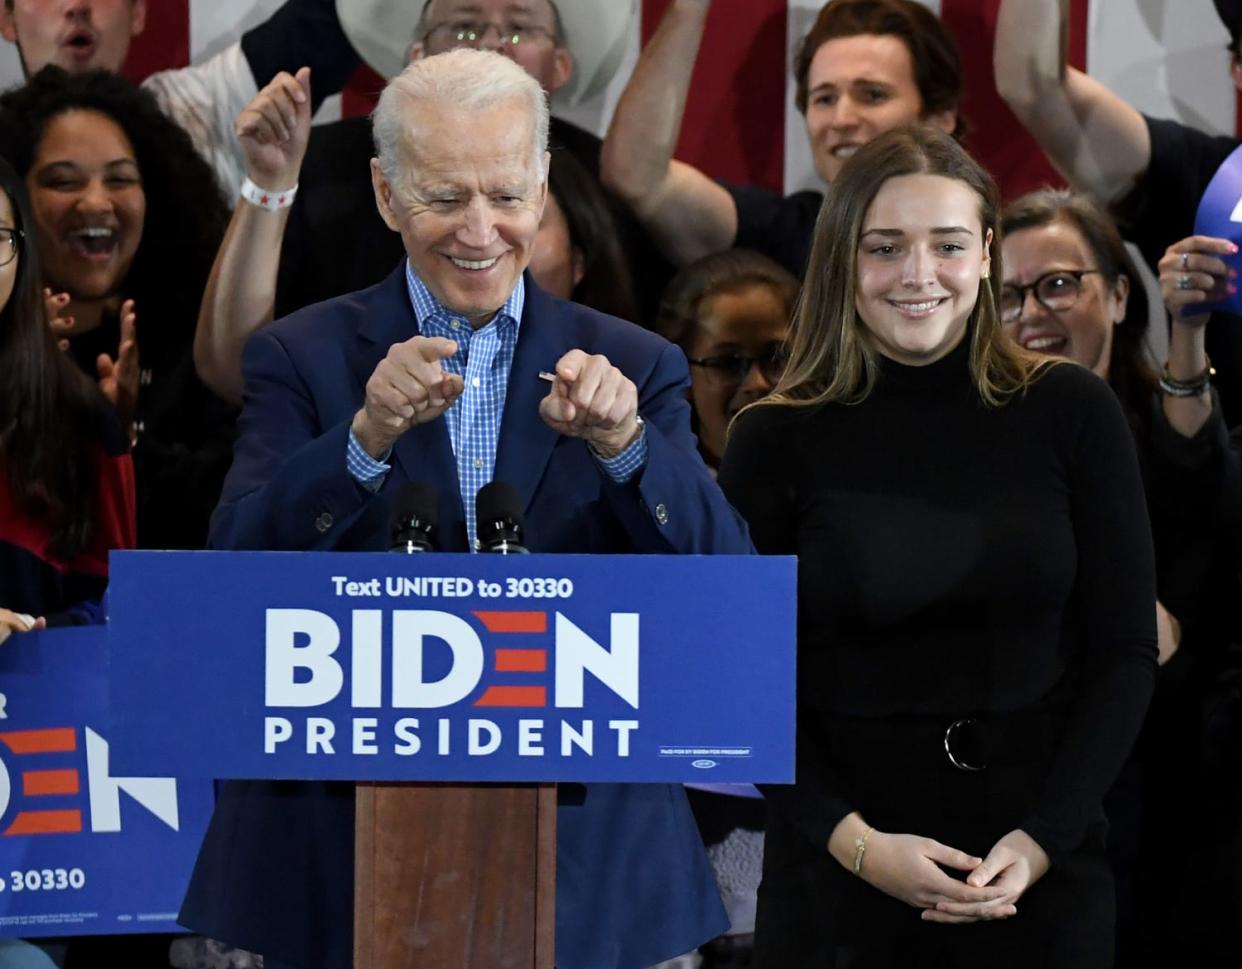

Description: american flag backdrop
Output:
[0,0,1234,202]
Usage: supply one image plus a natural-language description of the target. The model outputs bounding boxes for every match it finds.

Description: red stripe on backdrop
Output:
[941,0,1088,202]
[122,0,190,84]
[343,64,388,118]
[643,0,787,192]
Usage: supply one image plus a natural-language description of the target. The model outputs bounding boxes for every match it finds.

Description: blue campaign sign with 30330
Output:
[0,626,214,938]
[108,552,797,784]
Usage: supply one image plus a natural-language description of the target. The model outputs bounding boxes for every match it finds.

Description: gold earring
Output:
[981,268,990,279]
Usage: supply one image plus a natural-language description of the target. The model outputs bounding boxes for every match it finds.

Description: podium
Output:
[355,783,556,969]
[107,551,796,966]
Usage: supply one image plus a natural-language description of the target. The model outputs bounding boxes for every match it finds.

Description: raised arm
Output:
[599,0,737,267]
[194,68,312,405]
[144,0,357,196]
[994,0,1151,204]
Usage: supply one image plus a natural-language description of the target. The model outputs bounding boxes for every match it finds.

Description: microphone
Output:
[389,483,439,553]
[475,481,529,554]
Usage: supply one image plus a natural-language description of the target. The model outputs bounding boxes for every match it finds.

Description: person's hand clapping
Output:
[236,66,312,192]
[96,298,139,433]
[539,349,643,458]
[352,335,464,459]
[44,288,74,348]
[923,828,1049,924]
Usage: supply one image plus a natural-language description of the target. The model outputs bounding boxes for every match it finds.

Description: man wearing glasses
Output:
[411,1,573,103]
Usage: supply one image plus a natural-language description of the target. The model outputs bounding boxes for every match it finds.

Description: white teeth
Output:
[451,256,498,270]
[892,300,943,312]
[70,227,114,238]
[1023,336,1064,351]
[833,145,858,158]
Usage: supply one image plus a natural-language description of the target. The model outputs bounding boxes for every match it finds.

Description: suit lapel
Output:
[351,264,465,546]
[495,275,570,517]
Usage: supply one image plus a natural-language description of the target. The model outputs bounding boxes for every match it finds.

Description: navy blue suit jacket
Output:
[180,266,750,969]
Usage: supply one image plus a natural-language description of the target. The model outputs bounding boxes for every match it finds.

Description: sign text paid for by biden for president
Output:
[108,552,796,784]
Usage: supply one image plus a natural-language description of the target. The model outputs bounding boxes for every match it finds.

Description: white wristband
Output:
[240,176,298,210]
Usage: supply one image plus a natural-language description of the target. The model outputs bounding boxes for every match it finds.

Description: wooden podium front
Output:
[354,783,556,969]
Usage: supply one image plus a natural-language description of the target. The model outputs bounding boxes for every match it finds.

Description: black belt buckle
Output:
[944,718,988,771]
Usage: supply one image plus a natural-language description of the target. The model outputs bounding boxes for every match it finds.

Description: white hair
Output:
[371,48,550,195]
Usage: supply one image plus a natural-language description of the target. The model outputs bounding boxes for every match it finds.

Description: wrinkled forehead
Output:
[423,0,557,26]
[399,98,541,178]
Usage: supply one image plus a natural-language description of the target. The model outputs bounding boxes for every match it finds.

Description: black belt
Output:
[823,707,1062,772]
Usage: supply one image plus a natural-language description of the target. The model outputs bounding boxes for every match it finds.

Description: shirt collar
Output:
[404,260,525,336]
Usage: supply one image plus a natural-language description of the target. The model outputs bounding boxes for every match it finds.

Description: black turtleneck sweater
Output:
[717,339,1158,859]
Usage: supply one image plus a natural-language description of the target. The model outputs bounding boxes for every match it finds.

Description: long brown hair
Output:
[0,156,112,560]
[768,125,1053,411]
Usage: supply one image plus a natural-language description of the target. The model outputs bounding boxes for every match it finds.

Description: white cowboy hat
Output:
[335,0,638,106]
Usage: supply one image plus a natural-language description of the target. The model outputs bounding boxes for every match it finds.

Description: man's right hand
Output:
[351,336,464,459]
[236,66,313,191]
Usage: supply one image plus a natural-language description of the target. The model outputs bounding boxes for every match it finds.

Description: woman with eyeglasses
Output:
[718,127,1156,967]
[1001,189,1242,965]
[0,151,135,642]
[654,249,796,467]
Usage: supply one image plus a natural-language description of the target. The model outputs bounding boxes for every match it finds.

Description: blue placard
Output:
[0,626,214,938]
[1194,141,1242,315]
[108,552,796,784]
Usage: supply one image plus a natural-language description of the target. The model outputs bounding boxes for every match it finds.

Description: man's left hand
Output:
[539,350,642,458]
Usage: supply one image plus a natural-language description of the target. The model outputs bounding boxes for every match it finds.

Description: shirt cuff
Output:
[591,424,647,484]
[346,428,391,493]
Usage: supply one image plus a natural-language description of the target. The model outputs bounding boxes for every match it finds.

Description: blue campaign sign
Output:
[1194,141,1242,315]
[0,626,215,938]
[109,552,796,784]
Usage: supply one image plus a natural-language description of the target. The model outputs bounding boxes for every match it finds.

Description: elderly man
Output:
[0,0,359,193]
[179,47,746,969]
[194,0,666,403]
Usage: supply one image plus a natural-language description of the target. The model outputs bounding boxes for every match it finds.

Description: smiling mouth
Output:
[449,255,500,271]
[67,227,118,259]
[887,297,948,317]
[1020,334,1068,354]
[831,144,860,159]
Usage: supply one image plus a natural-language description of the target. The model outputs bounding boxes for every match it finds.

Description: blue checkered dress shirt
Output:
[346,263,647,548]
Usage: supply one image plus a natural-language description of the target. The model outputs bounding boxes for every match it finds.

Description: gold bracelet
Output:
[852,825,874,876]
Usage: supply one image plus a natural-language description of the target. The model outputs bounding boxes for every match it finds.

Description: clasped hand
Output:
[855,826,1049,924]
[354,342,641,459]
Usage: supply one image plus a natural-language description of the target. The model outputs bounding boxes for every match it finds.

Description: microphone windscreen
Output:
[476,481,524,530]
[392,482,439,530]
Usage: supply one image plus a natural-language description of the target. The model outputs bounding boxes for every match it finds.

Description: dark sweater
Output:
[717,339,1158,859]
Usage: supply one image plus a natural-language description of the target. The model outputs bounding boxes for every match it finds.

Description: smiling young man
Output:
[599,0,962,275]
[180,47,752,969]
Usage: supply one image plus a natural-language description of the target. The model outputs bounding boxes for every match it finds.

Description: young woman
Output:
[1000,190,1242,965]
[654,248,796,467]
[0,66,233,551]
[0,152,134,640]
[718,126,1156,967]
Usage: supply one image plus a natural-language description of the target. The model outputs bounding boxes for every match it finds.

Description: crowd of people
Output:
[0,1,1239,968]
